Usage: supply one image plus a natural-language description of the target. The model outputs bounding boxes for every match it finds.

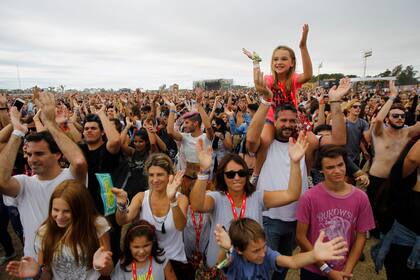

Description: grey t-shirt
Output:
[206,190,265,267]
[111,258,168,280]
[345,118,369,163]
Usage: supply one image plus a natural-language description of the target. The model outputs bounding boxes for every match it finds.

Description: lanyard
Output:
[132,256,153,280]
[225,192,246,220]
[190,207,204,249]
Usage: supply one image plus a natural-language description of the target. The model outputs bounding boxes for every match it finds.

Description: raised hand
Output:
[254,69,273,101]
[214,224,231,250]
[32,86,41,102]
[6,256,39,278]
[288,131,309,163]
[125,117,133,129]
[93,246,113,271]
[242,48,253,60]
[196,138,213,171]
[299,24,309,48]
[328,77,352,102]
[10,107,28,134]
[55,104,69,124]
[195,88,204,105]
[163,96,176,109]
[317,88,325,102]
[111,188,128,206]
[0,92,7,106]
[389,80,398,98]
[313,231,348,262]
[166,170,185,202]
[37,92,57,124]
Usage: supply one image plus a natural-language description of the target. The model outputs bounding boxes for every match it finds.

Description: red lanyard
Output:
[190,207,204,249]
[225,192,246,220]
[132,256,153,280]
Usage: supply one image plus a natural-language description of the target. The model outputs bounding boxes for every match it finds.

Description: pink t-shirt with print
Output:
[296,183,375,275]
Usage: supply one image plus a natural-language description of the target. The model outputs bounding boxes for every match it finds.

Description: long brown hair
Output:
[271,45,297,101]
[39,180,101,268]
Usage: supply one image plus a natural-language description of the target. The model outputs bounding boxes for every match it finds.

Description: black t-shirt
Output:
[158,128,178,162]
[125,150,149,200]
[79,142,120,214]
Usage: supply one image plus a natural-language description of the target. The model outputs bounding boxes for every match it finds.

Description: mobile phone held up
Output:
[13,98,25,111]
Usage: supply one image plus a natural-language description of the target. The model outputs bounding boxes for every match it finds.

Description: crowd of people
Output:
[0,25,419,280]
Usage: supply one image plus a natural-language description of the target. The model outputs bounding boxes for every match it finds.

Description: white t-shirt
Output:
[35,216,110,280]
[257,140,308,221]
[12,168,75,258]
[180,133,212,163]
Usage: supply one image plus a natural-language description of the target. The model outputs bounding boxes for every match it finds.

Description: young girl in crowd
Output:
[243,24,313,184]
[6,179,113,279]
[111,220,177,279]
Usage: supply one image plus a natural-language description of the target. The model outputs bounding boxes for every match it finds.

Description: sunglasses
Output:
[224,169,247,179]
[352,105,361,109]
[391,113,405,119]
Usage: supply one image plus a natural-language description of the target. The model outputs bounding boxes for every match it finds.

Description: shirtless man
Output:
[368,80,420,235]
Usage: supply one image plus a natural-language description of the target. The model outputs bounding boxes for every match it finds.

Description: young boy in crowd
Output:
[214,218,348,280]
[296,145,375,279]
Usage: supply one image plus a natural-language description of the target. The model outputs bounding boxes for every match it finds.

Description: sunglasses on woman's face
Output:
[352,105,361,109]
[391,113,405,119]
[224,169,247,179]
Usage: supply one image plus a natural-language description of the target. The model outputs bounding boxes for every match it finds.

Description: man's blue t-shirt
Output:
[224,247,284,280]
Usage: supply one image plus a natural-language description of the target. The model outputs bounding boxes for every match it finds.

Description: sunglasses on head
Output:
[391,113,405,119]
[224,169,247,179]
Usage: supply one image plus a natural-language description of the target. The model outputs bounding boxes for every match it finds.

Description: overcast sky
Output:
[1,0,419,90]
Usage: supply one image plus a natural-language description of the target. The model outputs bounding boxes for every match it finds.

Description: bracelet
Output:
[389,96,397,101]
[260,97,273,106]
[251,52,262,63]
[170,199,178,208]
[12,129,26,139]
[0,107,7,110]
[197,174,209,181]
[93,264,104,271]
[320,263,332,274]
[329,100,341,104]
[170,109,177,114]
[116,197,130,213]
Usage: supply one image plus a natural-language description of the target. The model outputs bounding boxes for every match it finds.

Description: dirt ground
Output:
[1,225,387,279]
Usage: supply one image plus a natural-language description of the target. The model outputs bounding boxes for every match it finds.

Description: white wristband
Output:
[197,174,209,181]
[12,129,25,139]
[260,97,272,106]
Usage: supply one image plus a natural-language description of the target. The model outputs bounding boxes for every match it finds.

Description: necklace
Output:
[148,190,169,234]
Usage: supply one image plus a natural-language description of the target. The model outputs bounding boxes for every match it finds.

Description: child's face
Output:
[272,49,294,76]
[130,236,153,263]
[51,198,72,228]
[238,238,267,264]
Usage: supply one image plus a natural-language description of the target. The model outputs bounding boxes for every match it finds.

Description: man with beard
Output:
[247,72,348,280]
[367,81,420,236]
